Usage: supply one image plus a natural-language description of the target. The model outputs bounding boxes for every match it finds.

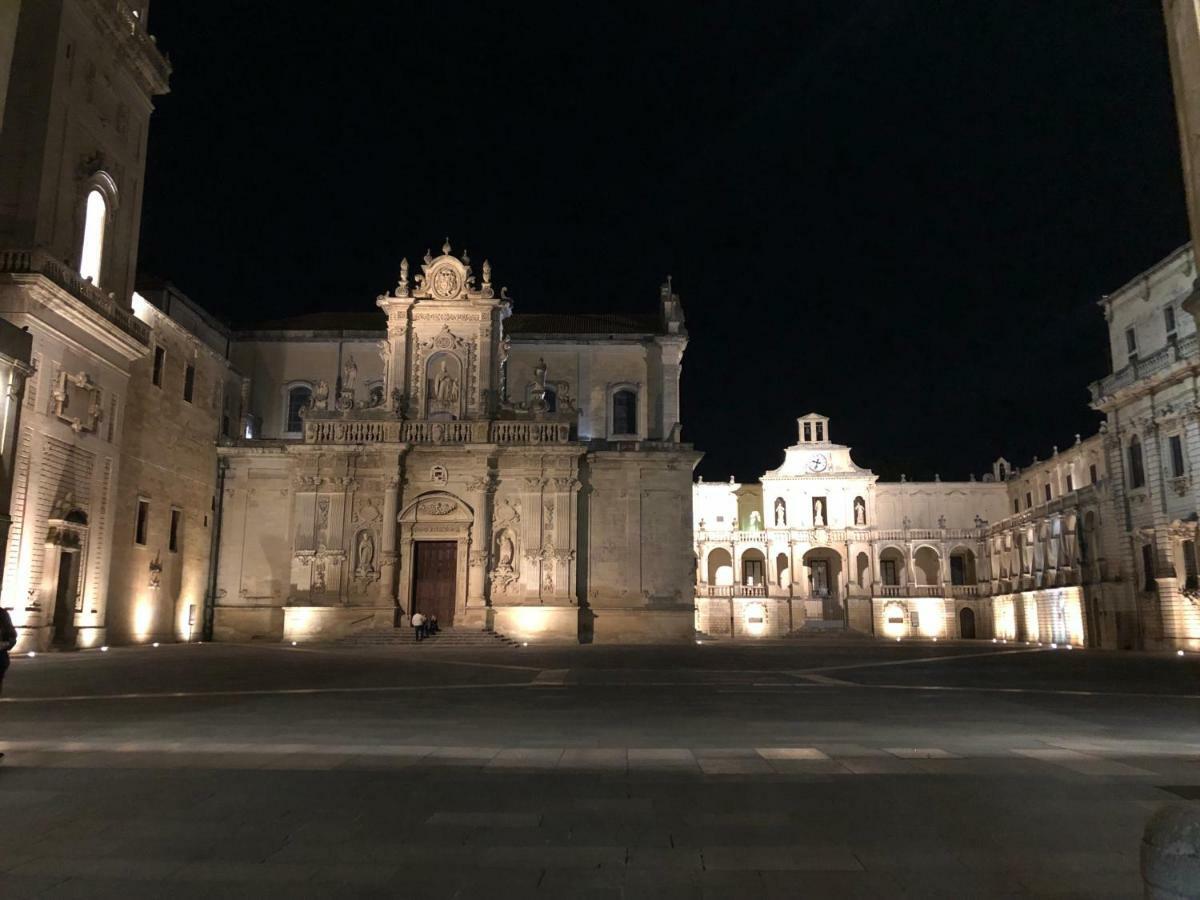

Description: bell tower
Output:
[375,239,507,420]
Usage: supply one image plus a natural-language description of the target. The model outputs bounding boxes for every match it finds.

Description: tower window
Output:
[1044,483,1052,502]
[152,346,165,387]
[1128,435,1146,489]
[1089,463,1098,485]
[1170,434,1185,478]
[134,499,149,546]
[1165,306,1177,339]
[169,508,181,552]
[183,364,195,403]
[79,190,107,285]
[1125,328,1138,362]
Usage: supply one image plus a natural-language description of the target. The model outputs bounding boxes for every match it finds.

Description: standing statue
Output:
[498,532,515,568]
[854,497,866,525]
[774,498,786,527]
[749,510,763,531]
[357,531,375,574]
[342,356,358,391]
[813,498,825,527]
[433,361,459,403]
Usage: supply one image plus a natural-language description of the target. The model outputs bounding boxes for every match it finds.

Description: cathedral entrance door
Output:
[412,541,457,625]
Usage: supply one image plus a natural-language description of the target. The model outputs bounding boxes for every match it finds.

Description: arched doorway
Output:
[397,492,474,625]
[45,507,89,647]
[802,547,843,620]
[707,547,733,586]
[958,606,977,639]
[740,548,766,587]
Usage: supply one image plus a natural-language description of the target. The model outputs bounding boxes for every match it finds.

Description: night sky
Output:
[137,1,1188,483]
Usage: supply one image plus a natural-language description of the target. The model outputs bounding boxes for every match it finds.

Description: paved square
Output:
[1,639,1198,898]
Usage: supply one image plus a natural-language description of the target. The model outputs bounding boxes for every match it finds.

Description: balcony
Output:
[0,248,149,343]
[1090,332,1199,401]
[697,584,768,598]
[303,416,571,446]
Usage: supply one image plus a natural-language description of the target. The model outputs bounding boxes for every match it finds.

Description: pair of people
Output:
[410,611,440,642]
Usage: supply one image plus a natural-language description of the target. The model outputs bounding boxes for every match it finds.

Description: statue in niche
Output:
[498,531,515,568]
[313,380,330,411]
[312,557,327,592]
[774,498,786,527]
[356,531,375,575]
[813,498,825,527]
[431,360,460,405]
[854,497,866,525]
[342,356,358,391]
[748,510,762,531]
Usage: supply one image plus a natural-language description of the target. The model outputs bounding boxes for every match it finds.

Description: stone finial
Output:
[900,474,907,482]
[1053,445,1059,456]
[969,473,976,482]
[423,248,433,265]
[934,473,941,482]
[482,259,492,286]
[442,237,452,255]
[1075,433,1081,445]
[396,258,410,296]
[462,248,470,265]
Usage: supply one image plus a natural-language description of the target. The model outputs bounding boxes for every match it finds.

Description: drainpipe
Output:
[203,459,227,642]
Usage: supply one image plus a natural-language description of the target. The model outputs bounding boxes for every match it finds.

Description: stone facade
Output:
[694,414,1009,641]
[0,0,168,652]
[213,245,700,644]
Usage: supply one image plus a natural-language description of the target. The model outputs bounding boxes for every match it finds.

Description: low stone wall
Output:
[282,606,395,642]
[588,606,694,644]
[492,605,580,643]
[212,606,285,642]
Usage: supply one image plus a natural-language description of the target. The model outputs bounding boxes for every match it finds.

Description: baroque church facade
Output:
[1,1,1197,652]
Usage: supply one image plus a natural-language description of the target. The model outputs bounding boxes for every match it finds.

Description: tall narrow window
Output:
[1044,483,1052,502]
[1183,540,1198,591]
[1170,434,1185,478]
[1128,435,1146,489]
[1141,543,1156,592]
[285,385,312,434]
[152,345,165,387]
[1013,498,1020,514]
[135,499,149,546]
[815,421,824,441]
[1089,463,1098,485]
[1066,473,1074,493]
[183,364,195,403]
[881,559,898,586]
[803,421,812,442]
[612,389,637,436]
[1025,491,1032,510]
[79,189,107,285]
[1125,327,1138,363]
[1165,306,1177,339]
[169,508,181,552]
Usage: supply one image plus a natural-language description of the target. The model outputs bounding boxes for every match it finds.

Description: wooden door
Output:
[412,541,457,625]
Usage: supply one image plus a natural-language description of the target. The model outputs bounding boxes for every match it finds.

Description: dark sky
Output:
[137,1,1189,483]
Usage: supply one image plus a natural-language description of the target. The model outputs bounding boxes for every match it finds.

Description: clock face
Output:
[807,453,829,473]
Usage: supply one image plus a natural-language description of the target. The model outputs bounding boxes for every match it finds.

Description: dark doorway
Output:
[412,541,457,625]
[959,606,976,640]
[51,552,78,646]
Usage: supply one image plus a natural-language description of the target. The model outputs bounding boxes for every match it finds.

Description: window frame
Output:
[1128,435,1146,490]
[283,381,314,437]
[607,383,640,439]
[1169,433,1186,479]
[169,507,182,553]
[151,345,165,388]
[134,498,150,546]
[182,362,195,404]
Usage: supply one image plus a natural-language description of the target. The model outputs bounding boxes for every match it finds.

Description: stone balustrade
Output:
[0,247,150,343]
[696,526,987,545]
[303,416,571,446]
[697,584,768,598]
[1091,331,1199,400]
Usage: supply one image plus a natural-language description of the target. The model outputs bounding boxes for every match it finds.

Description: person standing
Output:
[411,610,426,642]
[0,605,14,762]
[0,605,15,695]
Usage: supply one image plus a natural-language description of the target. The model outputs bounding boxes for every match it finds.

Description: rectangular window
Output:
[169,508,181,552]
[1170,434,1185,478]
[742,558,764,586]
[1125,327,1138,361]
[183,364,195,403]
[1141,543,1155,593]
[135,499,149,546]
[1044,483,1052,502]
[1129,440,1146,489]
[1066,474,1074,492]
[881,559,898,586]
[803,422,812,442]
[1165,305,1177,338]
[1089,463,1098,485]
[152,345,165,387]
[1013,498,1020,514]
[1025,492,1032,510]
[815,422,824,441]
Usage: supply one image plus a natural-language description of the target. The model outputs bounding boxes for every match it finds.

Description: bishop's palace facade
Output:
[0,2,1198,653]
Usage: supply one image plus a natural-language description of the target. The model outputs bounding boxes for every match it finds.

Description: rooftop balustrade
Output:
[0,248,150,343]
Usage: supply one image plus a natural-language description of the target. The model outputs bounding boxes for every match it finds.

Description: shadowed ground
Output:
[1,639,1198,898]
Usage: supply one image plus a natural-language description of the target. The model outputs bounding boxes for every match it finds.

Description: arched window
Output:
[79,189,107,285]
[284,383,312,435]
[612,388,637,437]
[1128,435,1146,489]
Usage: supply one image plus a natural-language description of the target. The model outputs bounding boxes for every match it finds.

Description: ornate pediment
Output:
[389,238,498,302]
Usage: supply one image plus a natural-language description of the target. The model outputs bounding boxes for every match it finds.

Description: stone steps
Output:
[329,627,521,649]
